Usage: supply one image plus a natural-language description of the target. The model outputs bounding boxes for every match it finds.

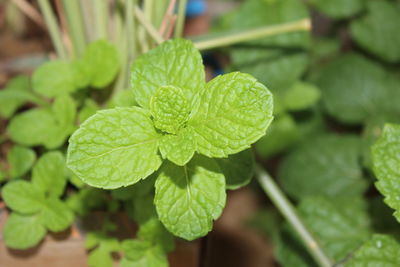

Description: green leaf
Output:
[52,94,77,131]
[283,82,320,111]
[87,244,114,267]
[40,198,74,232]
[345,234,400,267]
[32,151,67,197]
[131,38,205,109]
[230,0,310,92]
[83,40,120,88]
[78,99,99,123]
[7,145,36,178]
[351,1,400,63]
[298,196,371,261]
[150,85,190,134]
[137,219,175,253]
[190,72,273,158]
[315,53,398,124]
[122,240,168,267]
[310,0,364,19]
[154,155,226,240]
[0,75,37,118]
[108,89,136,108]
[215,149,254,190]
[372,123,400,222]
[32,60,78,97]
[67,107,162,189]
[159,127,196,166]
[3,213,46,249]
[2,180,44,213]
[279,134,367,200]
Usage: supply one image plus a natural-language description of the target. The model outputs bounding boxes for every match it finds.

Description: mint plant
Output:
[67,38,274,240]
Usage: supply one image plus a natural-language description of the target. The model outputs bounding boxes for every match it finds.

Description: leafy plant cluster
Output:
[216,0,400,265]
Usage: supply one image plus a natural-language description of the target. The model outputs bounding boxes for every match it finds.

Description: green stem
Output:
[80,0,95,42]
[256,166,332,267]
[174,0,187,38]
[94,0,108,39]
[62,0,87,57]
[134,6,164,45]
[194,18,311,51]
[126,0,137,61]
[37,0,67,59]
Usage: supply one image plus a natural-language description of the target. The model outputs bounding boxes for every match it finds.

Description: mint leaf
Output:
[2,180,44,213]
[52,94,77,131]
[230,0,310,92]
[190,72,273,158]
[131,38,205,109]
[3,213,46,249]
[67,107,162,189]
[78,99,99,123]
[88,244,114,267]
[351,1,400,63]
[372,123,400,222]
[283,82,320,111]
[154,155,226,240]
[108,89,136,108]
[298,196,371,261]
[315,53,398,124]
[345,234,400,266]
[122,240,168,267]
[215,149,254,190]
[83,40,120,88]
[137,219,175,253]
[40,198,74,232]
[310,0,364,19]
[32,60,78,97]
[279,134,367,200]
[150,85,190,134]
[32,151,67,197]
[159,127,196,166]
[7,145,36,178]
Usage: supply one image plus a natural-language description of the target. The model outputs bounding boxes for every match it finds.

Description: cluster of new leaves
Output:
[67,38,273,241]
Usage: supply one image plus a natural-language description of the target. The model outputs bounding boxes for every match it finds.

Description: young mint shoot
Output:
[67,38,274,240]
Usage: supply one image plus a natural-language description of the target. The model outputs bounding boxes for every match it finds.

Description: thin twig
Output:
[159,0,176,35]
[134,6,164,45]
[54,0,73,57]
[11,0,45,28]
[194,18,311,51]
[256,166,333,267]
[174,0,187,38]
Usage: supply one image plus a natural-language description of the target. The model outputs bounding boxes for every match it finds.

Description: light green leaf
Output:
[315,53,397,124]
[351,1,400,63]
[32,151,67,197]
[231,0,310,92]
[122,240,168,267]
[108,89,136,108]
[87,244,114,267]
[150,85,190,134]
[52,94,76,130]
[372,123,400,222]
[2,180,44,213]
[279,134,367,201]
[78,99,99,123]
[67,107,162,189]
[40,198,74,232]
[159,127,196,166]
[137,219,175,253]
[283,82,320,111]
[32,60,77,97]
[83,40,120,88]
[299,196,371,261]
[310,0,364,19]
[154,156,226,240]
[215,149,254,190]
[190,72,273,158]
[345,234,400,267]
[3,213,46,249]
[7,145,36,178]
[131,38,205,109]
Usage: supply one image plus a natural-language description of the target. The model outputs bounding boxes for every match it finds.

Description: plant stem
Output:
[62,0,87,57]
[94,0,108,39]
[194,18,311,51]
[255,165,333,267]
[174,0,187,38]
[134,6,164,45]
[126,0,137,62]
[37,0,67,59]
